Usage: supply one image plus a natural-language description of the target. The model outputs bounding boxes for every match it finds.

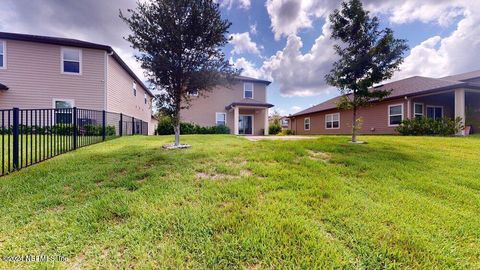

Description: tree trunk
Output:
[351,107,357,143]
[174,124,180,146]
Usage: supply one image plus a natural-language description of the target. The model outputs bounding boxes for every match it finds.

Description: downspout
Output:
[104,50,114,111]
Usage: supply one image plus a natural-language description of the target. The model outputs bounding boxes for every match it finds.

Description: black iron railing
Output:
[1,107,148,176]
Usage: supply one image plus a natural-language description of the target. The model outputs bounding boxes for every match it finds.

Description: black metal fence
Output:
[1,107,148,176]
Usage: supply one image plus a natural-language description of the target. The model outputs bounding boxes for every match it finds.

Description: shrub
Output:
[269,124,282,135]
[156,117,230,135]
[278,129,294,136]
[396,117,464,136]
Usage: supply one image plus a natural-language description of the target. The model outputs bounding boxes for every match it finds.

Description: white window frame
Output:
[426,105,444,120]
[243,82,254,99]
[133,81,137,96]
[414,103,424,118]
[325,113,340,129]
[61,47,82,75]
[0,40,6,69]
[144,93,148,105]
[216,112,227,126]
[304,117,310,131]
[52,98,75,124]
[281,118,289,126]
[388,104,404,127]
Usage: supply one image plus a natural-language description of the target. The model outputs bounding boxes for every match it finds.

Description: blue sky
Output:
[1,0,478,116]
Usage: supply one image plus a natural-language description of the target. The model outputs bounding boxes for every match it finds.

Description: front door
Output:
[239,115,253,135]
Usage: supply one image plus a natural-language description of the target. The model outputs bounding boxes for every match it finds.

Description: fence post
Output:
[132,117,135,135]
[119,113,123,136]
[12,107,19,170]
[102,110,106,141]
[73,107,78,150]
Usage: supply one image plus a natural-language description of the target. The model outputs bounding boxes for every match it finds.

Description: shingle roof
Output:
[225,98,274,110]
[291,74,480,117]
[0,32,154,97]
[441,70,480,82]
[0,82,8,91]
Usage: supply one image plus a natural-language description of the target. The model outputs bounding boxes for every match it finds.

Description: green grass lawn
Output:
[0,135,479,269]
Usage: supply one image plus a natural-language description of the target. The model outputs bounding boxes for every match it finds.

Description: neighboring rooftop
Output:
[291,70,480,117]
[225,98,274,110]
[0,31,154,97]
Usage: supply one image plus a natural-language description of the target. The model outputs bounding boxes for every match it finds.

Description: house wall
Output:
[291,98,408,135]
[106,55,154,134]
[412,93,455,119]
[180,81,268,134]
[0,39,105,110]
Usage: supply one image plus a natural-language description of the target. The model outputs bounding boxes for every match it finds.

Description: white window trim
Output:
[426,105,444,120]
[133,81,137,96]
[216,112,227,126]
[388,104,404,127]
[414,102,424,118]
[325,113,340,130]
[243,82,254,99]
[144,93,147,104]
[52,98,75,109]
[304,117,311,131]
[61,47,82,75]
[0,40,6,69]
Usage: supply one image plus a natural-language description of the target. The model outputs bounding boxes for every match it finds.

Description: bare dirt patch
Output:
[307,150,331,162]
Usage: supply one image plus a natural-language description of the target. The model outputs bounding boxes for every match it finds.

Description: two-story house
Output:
[0,32,157,134]
[181,76,273,135]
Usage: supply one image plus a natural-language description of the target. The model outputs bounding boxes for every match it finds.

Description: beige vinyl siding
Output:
[181,81,268,135]
[106,55,153,133]
[0,40,105,109]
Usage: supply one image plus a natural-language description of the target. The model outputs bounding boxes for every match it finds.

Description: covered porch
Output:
[225,101,274,136]
[407,88,480,135]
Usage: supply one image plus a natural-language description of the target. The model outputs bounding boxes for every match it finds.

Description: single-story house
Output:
[288,70,480,136]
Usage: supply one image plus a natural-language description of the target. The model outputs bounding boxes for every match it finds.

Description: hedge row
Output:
[156,118,230,135]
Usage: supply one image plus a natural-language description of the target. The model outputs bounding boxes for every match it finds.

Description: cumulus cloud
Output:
[261,22,337,96]
[230,57,265,79]
[217,0,251,10]
[230,32,262,55]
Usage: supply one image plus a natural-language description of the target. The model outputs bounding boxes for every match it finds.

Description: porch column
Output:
[234,106,239,135]
[264,108,269,135]
[455,89,466,136]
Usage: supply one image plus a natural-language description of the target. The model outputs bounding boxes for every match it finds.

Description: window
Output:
[388,104,404,126]
[325,113,340,129]
[281,118,289,126]
[244,83,254,99]
[133,81,137,96]
[53,99,74,124]
[427,106,443,120]
[216,112,226,126]
[61,48,81,74]
[0,40,5,69]
[144,94,147,105]
[304,117,310,130]
[414,103,424,119]
[189,88,199,97]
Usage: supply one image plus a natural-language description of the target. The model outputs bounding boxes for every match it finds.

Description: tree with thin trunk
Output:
[325,0,408,143]
[120,0,238,146]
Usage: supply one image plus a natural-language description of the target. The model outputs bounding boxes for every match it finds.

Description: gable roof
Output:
[441,70,480,82]
[0,31,154,97]
[291,72,480,117]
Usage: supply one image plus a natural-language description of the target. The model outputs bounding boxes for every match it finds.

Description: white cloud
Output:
[261,22,337,97]
[217,0,250,10]
[249,23,257,35]
[230,57,265,79]
[230,32,262,55]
